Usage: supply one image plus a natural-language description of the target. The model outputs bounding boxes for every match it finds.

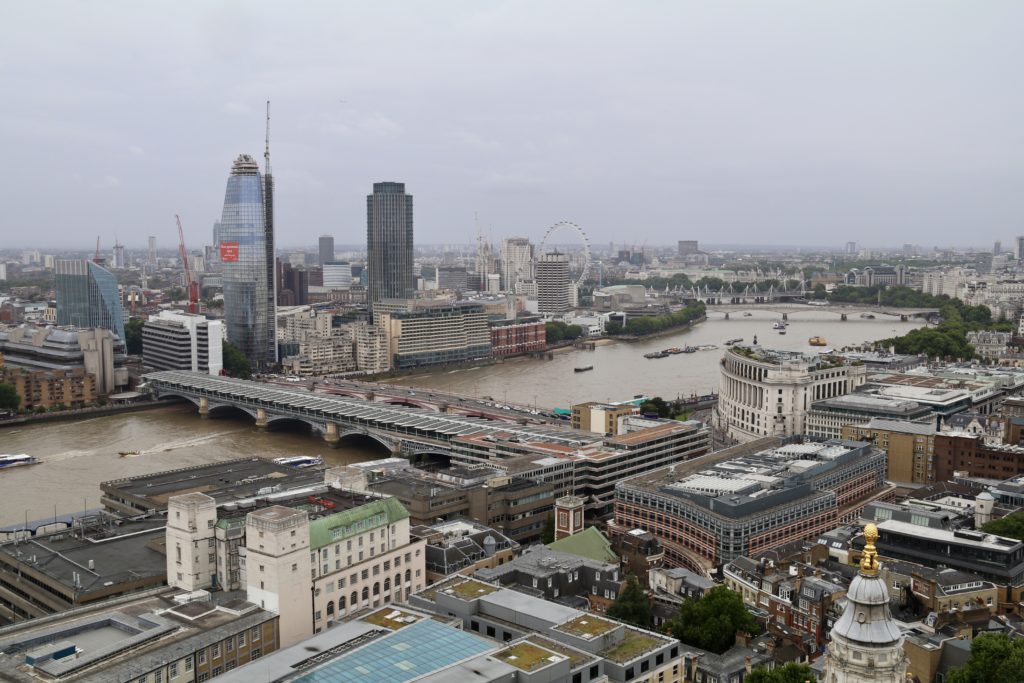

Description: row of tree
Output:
[545,321,585,343]
[605,302,706,337]
[877,296,1009,360]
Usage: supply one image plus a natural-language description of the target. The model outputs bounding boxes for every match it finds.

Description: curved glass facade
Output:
[219,154,276,366]
[55,260,125,341]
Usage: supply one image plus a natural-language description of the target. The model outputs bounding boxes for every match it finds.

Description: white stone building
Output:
[142,310,224,375]
[716,347,867,443]
[166,476,426,648]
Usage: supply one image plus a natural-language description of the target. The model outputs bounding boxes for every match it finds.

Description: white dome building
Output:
[822,524,908,683]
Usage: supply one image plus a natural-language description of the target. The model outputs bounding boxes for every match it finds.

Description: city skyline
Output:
[3,2,1023,249]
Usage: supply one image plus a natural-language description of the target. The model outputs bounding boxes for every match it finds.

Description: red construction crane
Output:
[175,214,200,313]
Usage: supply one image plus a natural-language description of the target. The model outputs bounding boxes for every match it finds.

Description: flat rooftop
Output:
[605,420,704,447]
[875,519,1023,552]
[810,393,930,415]
[214,485,380,527]
[0,517,166,595]
[0,591,272,683]
[618,437,877,517]
[554,614,617,639]
[101,457,322,509]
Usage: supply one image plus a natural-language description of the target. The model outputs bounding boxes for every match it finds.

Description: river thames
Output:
[392,309,923,408]
[0,309,919,526]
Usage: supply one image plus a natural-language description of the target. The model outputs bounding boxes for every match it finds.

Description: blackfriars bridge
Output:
[143,371,595,457]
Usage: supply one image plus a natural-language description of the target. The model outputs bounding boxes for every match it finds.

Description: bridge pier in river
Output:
[840,314,847,321]
[255,407,268,431]
[198,396,209,418]
[324,422,341,448]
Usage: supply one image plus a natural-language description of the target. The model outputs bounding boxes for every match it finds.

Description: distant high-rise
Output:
[323,261,352,290]
[218,152,276,367]
[55,260,125,340]
[845,241,857,256]
[536,252,572,314]
[318,235,335,265]
[147,236,156,266]
[500,237,533,290]
[366,182,414,315]
[111,242,126,269]
[677,240,698,257]
[1016,236,1024,261]
[994,240,1002,255]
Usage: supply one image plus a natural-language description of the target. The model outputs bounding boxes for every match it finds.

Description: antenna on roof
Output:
[264,100,271,175]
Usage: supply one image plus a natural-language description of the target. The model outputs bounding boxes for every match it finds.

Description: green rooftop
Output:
[555,615,617,639]
[602,629,664,664]
[445,579,500,600]
[308,497,409,550]
[493,642,562,671]
[547,527,619,564]
[525,636,592,668]
[363,607,419,631]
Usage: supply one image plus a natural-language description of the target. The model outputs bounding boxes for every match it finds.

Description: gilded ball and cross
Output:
[859,523,880,575]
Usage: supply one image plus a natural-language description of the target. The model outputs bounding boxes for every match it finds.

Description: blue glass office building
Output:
[55,260,125,340]
[217,154,277,367]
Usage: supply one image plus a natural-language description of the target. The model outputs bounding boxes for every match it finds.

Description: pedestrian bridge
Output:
[143,371,594,457]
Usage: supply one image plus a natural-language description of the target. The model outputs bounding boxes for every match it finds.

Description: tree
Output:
[982,511,1024,541]
[745,663,815,683]
[946,632,1024,683]
[124,318,145,355]
[222,342,252,380]
[665,586,759,654]
[542,514,555,543]
[606,575,652,628]
[0,382,20,412]
[545,322,565,344]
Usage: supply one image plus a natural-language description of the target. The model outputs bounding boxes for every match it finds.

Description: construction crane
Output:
[175,214,200,313]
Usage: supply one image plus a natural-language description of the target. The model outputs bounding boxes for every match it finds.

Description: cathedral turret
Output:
[822,524,908,682]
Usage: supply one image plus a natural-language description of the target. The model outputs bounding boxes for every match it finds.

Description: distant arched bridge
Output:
[143,371,595,456]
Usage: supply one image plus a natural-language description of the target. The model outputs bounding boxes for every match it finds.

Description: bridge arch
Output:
[377,398,437,411]
[206,404,258,420]
[264,415,317,432]
[154,392,202,408]
[338,430,394,456]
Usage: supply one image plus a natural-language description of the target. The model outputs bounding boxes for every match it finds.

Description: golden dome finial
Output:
[860,523,879,575]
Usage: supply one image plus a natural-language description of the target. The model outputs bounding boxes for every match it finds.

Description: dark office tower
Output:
[319,235,335,265]
[55,260,125,340]
[366,182,414,315]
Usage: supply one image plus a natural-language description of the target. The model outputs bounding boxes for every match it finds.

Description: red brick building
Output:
[933,433,1024,482]
[489,318,546,357]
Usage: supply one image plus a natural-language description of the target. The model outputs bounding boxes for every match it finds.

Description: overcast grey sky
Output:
[1,1,1022,250]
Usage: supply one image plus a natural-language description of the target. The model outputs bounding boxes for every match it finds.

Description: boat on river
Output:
[574,365,594,373]
[644,351,670,359]
[809,336,827,346]
[724,338,743,346]
[0,454,38,469]
[273,455,324,468]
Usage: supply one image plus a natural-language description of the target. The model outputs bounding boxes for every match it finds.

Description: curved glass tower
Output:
[55,259,125,340]
[218,154,276,366]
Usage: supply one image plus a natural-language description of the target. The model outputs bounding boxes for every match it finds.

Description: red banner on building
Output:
[220,241,239,262]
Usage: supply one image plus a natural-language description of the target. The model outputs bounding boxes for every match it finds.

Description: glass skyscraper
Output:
[366,182,414,316]
[217,154,277,366]
[55,259,125,340]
